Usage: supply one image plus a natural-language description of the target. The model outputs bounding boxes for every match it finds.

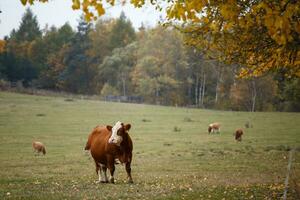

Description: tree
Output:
[88,19,115,64]
[0,40,5,53]
[59,16,94,93]
[85,19,116,93]
[179,0,300,78]
[229,76,278,111]
[98,42,138,96]
[3,8,42,85]
[132,27,188,105]
[108,12,136,50]
[37,23,75,89]
[13,8,42,42]
[21,0,300,78]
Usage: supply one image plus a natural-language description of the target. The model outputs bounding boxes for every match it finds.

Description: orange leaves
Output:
[71,0,107,21]
[0,40,5,53]
[20,0,28,5]
[130,0,145,8]
[166,0,207,22]
[71,0,80,10]
[20,0,48,5]
[220,1,239,22]
[166,3,187,21]
[96,4,105,16]
[19,0,300,77]
[183,0,300,78]
[252,1,299,46]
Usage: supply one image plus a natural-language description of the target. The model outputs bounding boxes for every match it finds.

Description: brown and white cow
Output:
[235,128,243,142]
[208,123,221,134]
[85,121,133,184]
[32,141,46,155]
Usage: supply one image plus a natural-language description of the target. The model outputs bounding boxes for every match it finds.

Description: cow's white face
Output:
[108,121,123,146]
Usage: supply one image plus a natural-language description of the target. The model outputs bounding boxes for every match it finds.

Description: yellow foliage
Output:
[96,4,105,16]
[19,0,300,77]
[20,0,27,5]
[0,40,5,53]
[72,0,80,10]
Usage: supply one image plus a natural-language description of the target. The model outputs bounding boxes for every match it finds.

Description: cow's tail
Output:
[85,141,91,150]
[85,131,93,150]
[85,126,101,150]
[42,147,46,155]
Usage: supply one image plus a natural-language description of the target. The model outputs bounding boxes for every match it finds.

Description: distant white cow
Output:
[208,123,221,134]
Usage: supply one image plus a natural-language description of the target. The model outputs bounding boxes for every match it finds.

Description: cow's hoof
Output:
[110,178,115,184]
[127,179,133,184]
[96,180,108,184]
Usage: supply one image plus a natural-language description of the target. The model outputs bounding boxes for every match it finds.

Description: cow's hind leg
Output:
[95,162,101,183]
[107,157,115,183]
[125,162,133,184]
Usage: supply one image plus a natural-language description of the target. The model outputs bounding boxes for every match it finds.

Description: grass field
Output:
[0,91,299,199]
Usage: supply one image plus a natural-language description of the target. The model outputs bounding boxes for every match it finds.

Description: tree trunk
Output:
[215,81,219,104]
[215,64,223,104]
[201,73,206,106]
[187,78,192,104]
[155,81,159,105]
[195,74,199,106]
[122,78,126,96]
[251,80,257,112]
[199,80,202,106]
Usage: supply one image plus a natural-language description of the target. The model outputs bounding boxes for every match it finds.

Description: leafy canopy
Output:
[20,0,300,77]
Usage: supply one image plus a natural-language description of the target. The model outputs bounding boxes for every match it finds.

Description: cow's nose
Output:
[109,138,114,143]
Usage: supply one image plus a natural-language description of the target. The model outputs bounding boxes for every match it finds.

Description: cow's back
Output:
[85,126,111,163]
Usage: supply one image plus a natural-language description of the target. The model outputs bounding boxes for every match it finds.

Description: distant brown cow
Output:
[235,129,244,141]
[208,123,221,134]
[32,141,46,155]
[85,121,133,184]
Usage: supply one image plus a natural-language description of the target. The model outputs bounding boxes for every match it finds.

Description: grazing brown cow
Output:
[85,121,133,184]
[235,129,244,141]
[32,141,46,155]
[208,123,221,134]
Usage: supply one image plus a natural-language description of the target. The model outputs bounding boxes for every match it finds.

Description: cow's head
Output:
[107,121,131,146]
[208,125,212,133]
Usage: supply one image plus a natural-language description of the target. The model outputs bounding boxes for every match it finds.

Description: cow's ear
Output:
[124,124,131,131]
[106,125,112,131]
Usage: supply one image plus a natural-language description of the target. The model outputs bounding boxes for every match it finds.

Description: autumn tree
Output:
[108,12,136,50]
[37,23,75,89]
[20,0,300,78]
[98,42,138,96]
[3,8,42,84]
[0,40,7,79]
[230,76,278,111]
[59,16,94,94]
[132,27,188,105]
[283,79,300,111]
[182,0,300,78]
[87,19,116,92]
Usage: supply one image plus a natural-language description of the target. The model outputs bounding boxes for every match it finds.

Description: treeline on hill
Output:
[0,9,299,112]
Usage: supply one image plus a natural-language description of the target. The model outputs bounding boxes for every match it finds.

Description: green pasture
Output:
[0,91,299,199]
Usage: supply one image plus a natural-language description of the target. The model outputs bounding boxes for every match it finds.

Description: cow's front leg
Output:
[107,157,115,183]
[95,162,108,183]
[125,162,133,184]
[100,164,108,183]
